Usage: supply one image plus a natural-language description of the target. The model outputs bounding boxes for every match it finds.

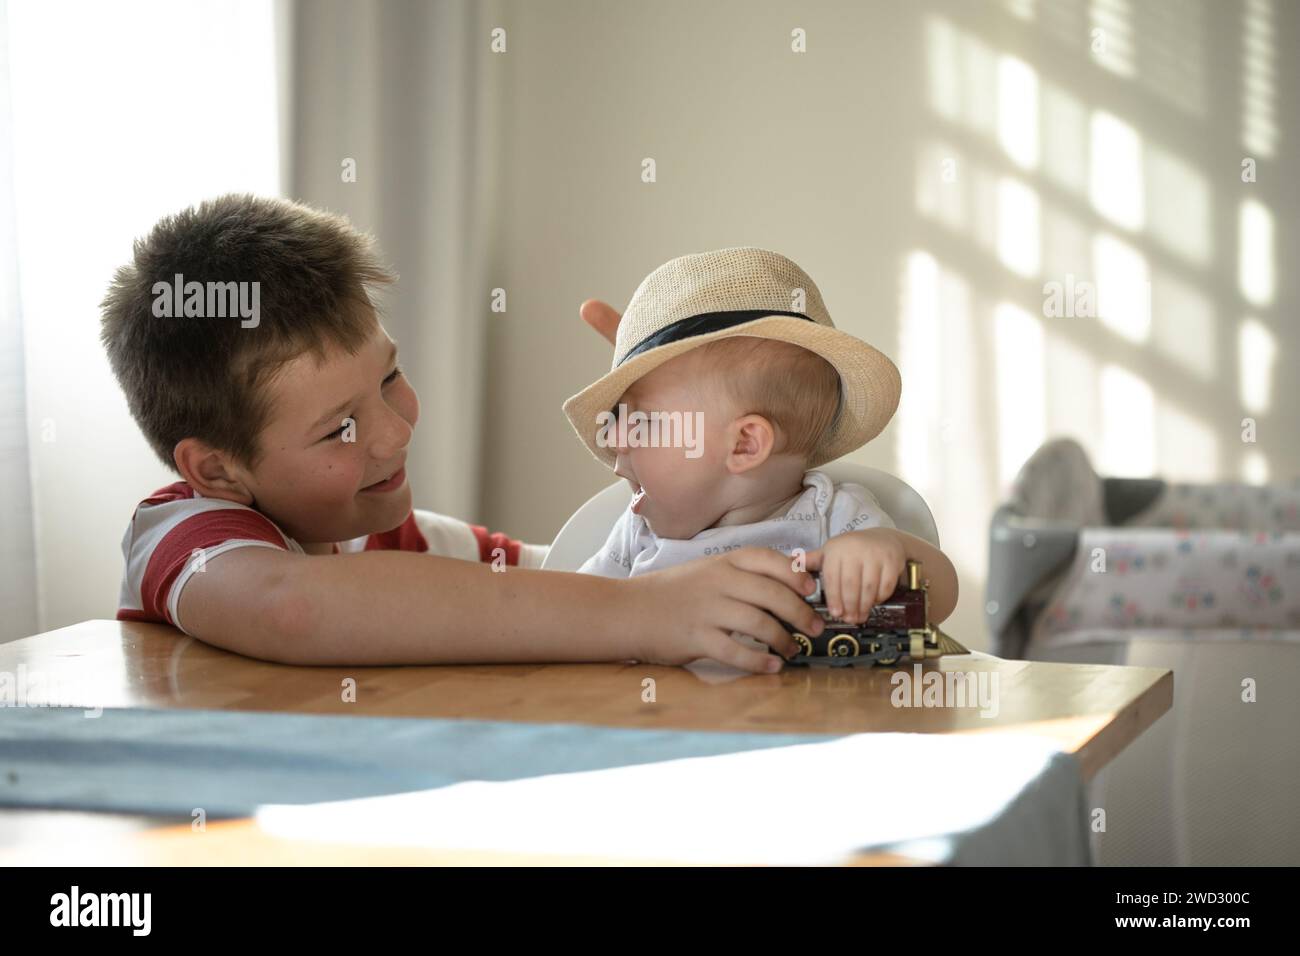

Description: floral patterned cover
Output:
[1127,480,1300,533]
[1004,440,1300,653]
[1031,526,1300,646]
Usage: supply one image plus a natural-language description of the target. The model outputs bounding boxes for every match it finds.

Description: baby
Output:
[563,247,958,633]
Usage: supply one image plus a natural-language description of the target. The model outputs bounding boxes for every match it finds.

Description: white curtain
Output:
[0,0,38,642]
[0,0,485,637]
[4,0,282,634]
[287,0,503,521]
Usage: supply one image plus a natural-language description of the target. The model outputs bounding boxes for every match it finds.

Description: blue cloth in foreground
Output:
[0,707,1091,864]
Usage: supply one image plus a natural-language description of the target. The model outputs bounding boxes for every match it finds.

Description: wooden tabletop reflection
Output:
[0,620,1171,865]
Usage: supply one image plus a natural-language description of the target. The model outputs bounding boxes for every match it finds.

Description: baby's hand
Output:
[804,528,909,624]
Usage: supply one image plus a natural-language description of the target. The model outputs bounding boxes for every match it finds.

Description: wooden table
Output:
[0,620,1172,865]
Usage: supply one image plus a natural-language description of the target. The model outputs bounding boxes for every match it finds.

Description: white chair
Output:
[542,461,941,572]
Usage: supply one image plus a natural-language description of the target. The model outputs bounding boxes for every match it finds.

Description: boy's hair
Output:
[692,336,841,459]
[100,194,395,472]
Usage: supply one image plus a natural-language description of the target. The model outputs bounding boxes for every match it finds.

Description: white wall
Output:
[479,0,1297,649]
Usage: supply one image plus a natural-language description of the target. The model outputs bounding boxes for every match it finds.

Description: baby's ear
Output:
[726,414,777,474]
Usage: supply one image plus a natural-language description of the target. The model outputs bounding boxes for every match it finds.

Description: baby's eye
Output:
[383,365,403,385]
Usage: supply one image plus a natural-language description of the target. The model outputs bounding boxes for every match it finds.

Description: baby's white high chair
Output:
[542,461,941,572]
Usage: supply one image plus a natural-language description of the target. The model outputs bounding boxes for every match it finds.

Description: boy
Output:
[102,195,824,673]
[563,247,958,632]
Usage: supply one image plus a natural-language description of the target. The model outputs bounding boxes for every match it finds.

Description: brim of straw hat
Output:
[562,314,901,470]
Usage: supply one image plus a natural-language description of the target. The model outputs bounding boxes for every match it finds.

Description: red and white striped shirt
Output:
[116,481,546,635]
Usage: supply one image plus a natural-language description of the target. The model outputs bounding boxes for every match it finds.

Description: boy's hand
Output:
[625,547,826,673]
[804,528,909,624]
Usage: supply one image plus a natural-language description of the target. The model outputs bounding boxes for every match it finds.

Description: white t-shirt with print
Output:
[578,470,896,578]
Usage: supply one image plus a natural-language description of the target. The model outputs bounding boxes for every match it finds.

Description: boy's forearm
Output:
[894,530,959,624]
[273,552,640,665]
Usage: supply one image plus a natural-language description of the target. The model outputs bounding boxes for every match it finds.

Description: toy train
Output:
[778,559,969,667]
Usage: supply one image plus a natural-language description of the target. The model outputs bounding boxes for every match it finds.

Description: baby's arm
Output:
[809,529,958,625]
[806,483,958,625]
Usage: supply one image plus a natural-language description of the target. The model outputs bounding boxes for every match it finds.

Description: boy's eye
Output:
[320,367,403,441]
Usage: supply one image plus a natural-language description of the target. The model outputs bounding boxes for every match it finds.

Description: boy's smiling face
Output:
[183,315,420,552]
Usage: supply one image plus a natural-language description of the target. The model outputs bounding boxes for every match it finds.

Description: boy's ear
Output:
[725,414,777,475]
[173,437,255,503]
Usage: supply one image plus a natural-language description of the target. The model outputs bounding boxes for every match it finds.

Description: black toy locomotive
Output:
[778,559,969,667]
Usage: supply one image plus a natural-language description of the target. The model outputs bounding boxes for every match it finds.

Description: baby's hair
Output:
[100,193,395,472]
[691,336,841,459]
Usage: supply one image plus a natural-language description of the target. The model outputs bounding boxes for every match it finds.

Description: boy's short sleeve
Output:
[372,509,548,569]
[118,485,551,635]
[117,485,295,635]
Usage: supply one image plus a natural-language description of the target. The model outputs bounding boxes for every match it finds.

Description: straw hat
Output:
[562,247,901,469]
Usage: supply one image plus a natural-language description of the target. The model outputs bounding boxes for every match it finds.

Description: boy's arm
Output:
[177,545,826,671]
